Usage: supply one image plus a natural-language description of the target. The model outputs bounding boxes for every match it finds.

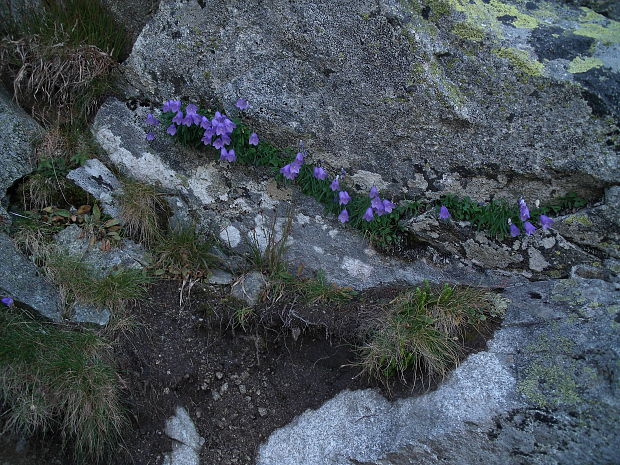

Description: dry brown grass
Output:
[0,37,114,125]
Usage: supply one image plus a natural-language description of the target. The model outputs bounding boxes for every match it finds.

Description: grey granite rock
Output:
[207,269,234,285]
[54,224,148,276]
[92,98,518,291]
[162,406,204,465]
[230,271,267,306]
[121,0,619,207]
[0,86,43,218]
[257,274,620,465]
[67,159,123,218]
[71,303,111,326]
[0,233,61,321]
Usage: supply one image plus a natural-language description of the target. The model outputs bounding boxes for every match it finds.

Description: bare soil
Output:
[1,279,498,465]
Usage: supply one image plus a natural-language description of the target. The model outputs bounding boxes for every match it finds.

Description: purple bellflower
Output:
[163,100,181,113]
[363,207,374,221]
[338,191,351,205]
[330,176,340,191]
[212,138,225,150]
[200,116,211,129]
[280,162,301,180]
[294,152,304,165]
[220,148,237,162]
[510,223,520,237]
[519,198,530,221]
[369,186,379,198]
[540,215,554,230]
[439,205,450,219]
[221,134,231,146]
[146,113,160,125]
[145,131,155,141]
[249,132,259,146]
[172,111,184,125]
[235,98,250,110]
[167,124,177,136]
[313,167,327,180]
[383,199,396,214]
[201,132,212,145]
[1,296,14,306]
[371,196,384,215]
[338,209,349,223]
[185,104,198,115]
[524,221,536,235]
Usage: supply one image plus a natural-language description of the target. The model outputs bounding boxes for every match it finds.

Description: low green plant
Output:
[116,178,168,247]
[0,307,125,462]
[358,282,504,384]
[232,305,255,331]
[248,211,293,277]
[295,270,356,305]
[46,253,150,314]
[154,227,218,280]
[439,192,588,239]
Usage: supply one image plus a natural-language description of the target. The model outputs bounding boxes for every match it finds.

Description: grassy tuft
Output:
[293,270,356,305]
[46,252,150,314]
[0,307,125,462]
[154,227,218,280]
[248,211,293,277]
[116,178,168,247]
[358,282,504,385]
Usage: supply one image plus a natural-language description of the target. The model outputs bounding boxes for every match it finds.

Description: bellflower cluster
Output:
[368,186,395,217]
[280,152,305,180]
[149,99,248,166]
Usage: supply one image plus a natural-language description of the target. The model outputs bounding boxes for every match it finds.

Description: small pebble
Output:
[258,407,267,417]
[216,371,224,379]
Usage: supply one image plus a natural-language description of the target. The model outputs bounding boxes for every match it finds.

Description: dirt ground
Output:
[1,279,498,465]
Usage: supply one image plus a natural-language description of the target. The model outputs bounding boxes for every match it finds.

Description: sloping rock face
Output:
[256,273,620,465]
[92,97,524,290]
[121,0,619,204]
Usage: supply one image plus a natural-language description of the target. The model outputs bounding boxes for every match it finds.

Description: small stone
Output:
[220,382,229,394]
[239,385,247,394]
[211,390,221,401]
[216,371,224,379]
[258,407,268,417]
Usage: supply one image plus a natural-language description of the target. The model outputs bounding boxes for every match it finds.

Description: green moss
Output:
[427,0,452,20]
[562,214,594,226]
[359,12,371,20]
[567,56,604,73]
[451,22,486,41]
[493,47,544,76]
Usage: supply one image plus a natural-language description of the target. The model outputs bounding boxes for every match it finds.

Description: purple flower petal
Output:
[162,100,172,112]
[363,207,374,222]
[235,98,250,110]
[338,191,351,205]
[200,116,212,130]
[524,221,536,235]
[540,215,554,229]
[182,114,194,127]
[280,163,299,180]
[1,296,14,306]
[439,205,450,219]
[185,104,198,116]
[221,134,231,146]
[145,131,155,141]
[313,167,327,180]
[212,138,225,150]
[220,148,236,162]
[338,209,349,223]
[169,100,181,113]
[369,186,379,198]
[371,196,384,214]
[330,177,340,191]
[249,132,259,146]
[146,113,160,126]
[383,199,396,214]
[510,223,520,237]
[519,198,530,221]
[294,152,304,165]
[172,111,184,125]
[166,124,177,136]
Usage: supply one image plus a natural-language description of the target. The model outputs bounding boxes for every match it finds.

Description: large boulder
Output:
[256,271,620,465]
[121,0,619,205]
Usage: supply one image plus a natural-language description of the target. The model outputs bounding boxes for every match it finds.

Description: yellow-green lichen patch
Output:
[567,56,604,73]
[451,22,486,42]
[562,214,594,226]
[575,7,620,45]
[493,47,544,76]
[518,361,583,408]
[449,0,539,35]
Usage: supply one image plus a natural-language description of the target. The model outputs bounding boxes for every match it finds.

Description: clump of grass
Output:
[358,282,505,385]
[116,178,168,247]
[0,38,115,125]
[154,227,218,280]
[294,270,356,305]
[248,211,293,277]
[0,307,125,462]
[46,252,150,314]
